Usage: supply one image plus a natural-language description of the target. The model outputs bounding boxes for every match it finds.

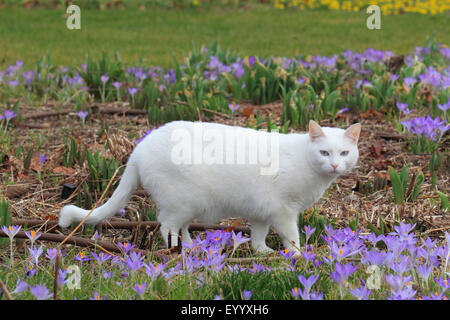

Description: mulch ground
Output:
[1,101,449,250]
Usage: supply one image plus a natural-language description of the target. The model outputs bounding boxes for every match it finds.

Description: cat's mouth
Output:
[329,167,345,175]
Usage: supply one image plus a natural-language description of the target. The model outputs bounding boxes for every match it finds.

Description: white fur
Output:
[59,120,360,254]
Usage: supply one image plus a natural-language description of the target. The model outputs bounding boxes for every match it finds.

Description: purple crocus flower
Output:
[25,266,37,278]
[91,252,112,265]
[90,290,104,300]
[388,287,416,300]
[74,251,91,262]
[297,77,306,85]
[3,110,17,121]
[389,255,413,275]
[308,291,324,300]
[434,276,449,291]
[30,284,52,300]
[248,56,256,68]
[125,251,144,273]
[420,291,447,300]
[38,153,48,166]
[312,257,322,268]
[385,274,412,292]
[329,262,358,286]
[349,281,371,300]
[128,87,138,96]
[303,225,316,242]
[297,287,323,300]
[22,71,35,86]
[116,208,126,217]
[133,282,147,297]
[11,278,28,295]
[144,261,165,279]
[228,103,239,112]
[93,230,99,241]
[25,230,42,246]
[302,248,316,261]
[242,289,252,300]
[6,80,19,87]
[232,61,245,79]
[231,231,250,252]
[437,101,450,112]
[248,261,268,274]
[280,248,295,259]
[1,225,21,240]
[400,115,448,141]
[396,102,413,115]
[102,270,111,280]
[100,74,109,84]
[390,74,400,82]
[360,249,389,266]
[76,111,88,120]
[112,81,122,89]
[45,248,58,264]
[403,77,417,90]
[117,241,135,255]
[57,268,67,288]
[336,107,349,115]
[416,263,432,282]
[392,222,416,237]
[297,274,319,293]
[290,287,301,299]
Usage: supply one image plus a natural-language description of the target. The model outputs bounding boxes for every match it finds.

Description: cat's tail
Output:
[58,154,140,228]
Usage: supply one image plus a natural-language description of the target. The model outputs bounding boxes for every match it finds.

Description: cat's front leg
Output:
[250,220,274,254]
[271,215,301,256]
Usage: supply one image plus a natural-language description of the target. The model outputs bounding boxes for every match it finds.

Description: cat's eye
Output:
[340,151,349,156]
[320,150,330,156]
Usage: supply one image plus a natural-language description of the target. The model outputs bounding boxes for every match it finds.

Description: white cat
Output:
[59,120,361,254]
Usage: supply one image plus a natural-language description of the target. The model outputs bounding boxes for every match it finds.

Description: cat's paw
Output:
[253,245,274,255]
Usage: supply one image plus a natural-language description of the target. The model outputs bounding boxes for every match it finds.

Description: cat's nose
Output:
[331,163,339,171]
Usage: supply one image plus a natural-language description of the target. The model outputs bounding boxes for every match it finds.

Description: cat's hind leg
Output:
[181,223,193,245]
[250,220,273,254]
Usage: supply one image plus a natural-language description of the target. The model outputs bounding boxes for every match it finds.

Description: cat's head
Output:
[306,120,361,177]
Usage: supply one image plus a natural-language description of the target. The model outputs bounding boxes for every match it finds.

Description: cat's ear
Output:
[344,123,361,144]
[309,120,325,142]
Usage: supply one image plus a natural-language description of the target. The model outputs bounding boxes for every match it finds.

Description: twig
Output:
[422,226,450,234]
[0,279,14,300]
[199,107,230,118]
[53,249,61,300]
[20,107,148,121]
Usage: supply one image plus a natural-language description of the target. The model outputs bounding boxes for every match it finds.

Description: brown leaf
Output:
[43,214,58,221]
[361,109,384,120]
[53,166,76,175]
[225,218,243,233]
[370,140,384,159]
[242,106,255,118]
[29,155,42,172]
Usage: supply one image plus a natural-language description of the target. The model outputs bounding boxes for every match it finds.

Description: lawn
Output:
[0,7,449,68]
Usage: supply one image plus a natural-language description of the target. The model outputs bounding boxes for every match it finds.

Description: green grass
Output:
[0,7,449,69]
